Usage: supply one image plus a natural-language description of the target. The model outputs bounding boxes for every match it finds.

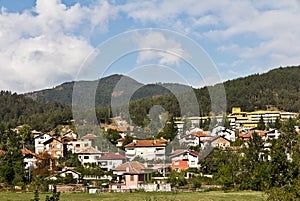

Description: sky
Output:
[1,0,300,93]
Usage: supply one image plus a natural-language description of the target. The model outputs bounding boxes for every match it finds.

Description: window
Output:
[84,156,89,159]
[56,144,61,148]
[56,150,61,155]
[76,144,80,148]
[130,175,134,181]
[174,161,179,165]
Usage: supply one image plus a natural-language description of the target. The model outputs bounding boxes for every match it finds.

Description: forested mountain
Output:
[0,91,72,131]
[25,65,300,118]
[223,66,300,112]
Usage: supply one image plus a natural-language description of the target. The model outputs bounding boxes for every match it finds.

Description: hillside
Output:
[25,66,300,117]
[223,66,300,112]
[0,91,72,131]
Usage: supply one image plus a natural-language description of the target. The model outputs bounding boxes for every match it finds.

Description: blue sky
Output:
[0,0,300,93]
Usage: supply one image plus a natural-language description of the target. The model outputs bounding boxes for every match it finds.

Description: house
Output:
[212,126,236,141]
[112,161,153,190]
[169,149,200,172]
[116,137,125,148]
[210,136,231,149]
[97,153,127,171]
[22,148,39,169]
[67,139,92,153]
[43,138,65,158]
[125,139,167,161]
[82,134,97,146]
[264,129,280,140]
[78,147,102,167]
[34,133,52,154]
[62,130,78,140]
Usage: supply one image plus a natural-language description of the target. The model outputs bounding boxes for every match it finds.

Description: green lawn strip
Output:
[0,191,265,201]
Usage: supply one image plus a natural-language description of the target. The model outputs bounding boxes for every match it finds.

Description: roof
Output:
[78,147,101,154]
[211,137,230,144]
[169,149,199,158]
[193,131,210,137]
[21,148,33,155]
[249,130,266,137]
[125,139,167,148]
[98,153,127,160]
[113,161,151,174]
[117,137,125,142]
[0,150,6,155]
[82,134,97,139]
[42,137,62,145]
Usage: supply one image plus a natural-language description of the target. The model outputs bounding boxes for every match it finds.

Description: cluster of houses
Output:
[1,106,299,192]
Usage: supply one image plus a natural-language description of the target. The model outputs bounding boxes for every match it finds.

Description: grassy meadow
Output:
[0,191,265,201]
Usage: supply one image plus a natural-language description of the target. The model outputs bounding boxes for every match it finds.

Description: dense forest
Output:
[25,66,300,116]
[0,91,72,131]
[1,65,298,129]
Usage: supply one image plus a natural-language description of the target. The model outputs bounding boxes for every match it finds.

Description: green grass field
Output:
[0,191,265,201]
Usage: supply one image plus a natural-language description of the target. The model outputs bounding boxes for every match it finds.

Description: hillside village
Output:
[1,106,299,193]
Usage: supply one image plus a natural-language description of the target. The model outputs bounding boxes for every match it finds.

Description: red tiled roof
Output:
[117,137,125,142]
[113,161,151,174]
[193,131,209,137]
[170,149,199,157]
[250,130,266,137]
[21,148,33,155]
[0,150,6,155]
[82,134,97,139]
[212,137,230,144]
[98,153,126,160]
[125,139,167,147]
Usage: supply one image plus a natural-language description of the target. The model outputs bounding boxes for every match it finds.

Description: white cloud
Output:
[134,31,189,66]
[0,0,117,93]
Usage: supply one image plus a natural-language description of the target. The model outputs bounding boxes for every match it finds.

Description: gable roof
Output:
[211,136,231,144]
[169,149,199,158]
[82,134,97,139]
[98,153,127,160]
[78,147,101,154]
[113,161,151,174]
[21,148,33,155]
[125,139,167,148]
[42,137,62,145]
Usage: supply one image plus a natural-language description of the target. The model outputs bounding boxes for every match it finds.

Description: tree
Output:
[257,115,266,130]
[18,124,32,149]
[156,115,177,141]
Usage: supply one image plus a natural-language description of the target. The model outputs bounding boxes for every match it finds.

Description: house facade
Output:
[78,147,102,167]
[169,150,200,172]
[112,161,153,190]
[34,133,52,154]
[97,153,127,171]
[125,139,167,161]
[43,138,64,158]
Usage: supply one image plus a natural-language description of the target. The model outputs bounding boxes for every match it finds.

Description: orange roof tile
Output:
[113,161,151,174]
[212,137,230,144]
[125,139,167,147]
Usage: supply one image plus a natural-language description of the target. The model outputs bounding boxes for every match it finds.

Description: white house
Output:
[67,140,92,153]
[210,136,231,149]
[169,149,200,172]
[78,147,102,167]
[97,153,127,171]
[34,133,52,154]
[125,139,167,161]
[212,126,236,141]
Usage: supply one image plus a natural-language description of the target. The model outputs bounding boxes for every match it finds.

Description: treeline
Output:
[0,91,72,131]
